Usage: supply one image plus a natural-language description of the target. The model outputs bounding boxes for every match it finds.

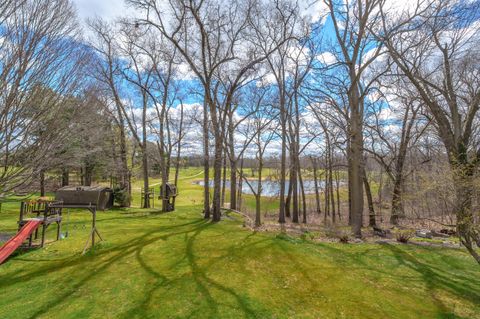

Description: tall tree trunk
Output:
[328,149,335,224]
[40,170,45,197]
[255,158,263,227]
[209,90,224,221]
[389,142,408,224]
[221,154,227,207]
[80,167,84,185]
[452,159,480,264]
[363,168,376,227]
[84,161,94,187]
[311,157,322,215]
[285,169,293,219]
[299,168,307,224]
[350,97,364,237]
[141,89,150,209]
[324,152,330,223]
[203,100,210,219]
[291,164,299,223]
[172,103,184,208]
[347,141,353,226]
[117,109,130,207]
[330,165,336,224]
[390,176,404,225]
[159,141,168,212]
[142,146,150,208]
[237,157,244,211]
[211,134,223,221]
[61,168,69,187]
[278,92,287,224]
[335,170,341,221]
[228,112,237,210]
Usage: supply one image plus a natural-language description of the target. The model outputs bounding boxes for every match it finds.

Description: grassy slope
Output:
[0,169,479,319]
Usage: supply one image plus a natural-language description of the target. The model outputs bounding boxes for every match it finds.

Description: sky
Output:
[72,0,131,25]
[72,0,327,27]
[69,0,480,157]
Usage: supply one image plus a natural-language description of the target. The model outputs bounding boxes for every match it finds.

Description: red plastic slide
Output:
[0,220,42,264]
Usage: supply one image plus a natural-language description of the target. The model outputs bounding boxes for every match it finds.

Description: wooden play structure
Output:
[141,187,155,208]
[0,186,113,264]
[18,199,63,248]
[54,186,111,253]
[159,183,178,211]
[0,199,63,264]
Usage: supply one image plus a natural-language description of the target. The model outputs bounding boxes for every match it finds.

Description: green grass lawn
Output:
[0,169,479,319]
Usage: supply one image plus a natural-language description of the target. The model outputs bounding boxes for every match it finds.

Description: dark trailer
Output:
[55,186,113,210]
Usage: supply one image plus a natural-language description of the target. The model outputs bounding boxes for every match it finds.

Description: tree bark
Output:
[142,147,150,208]
[61,168,69,187]
[285,169,293,219]
[211,135,223,221]
[228,112,237,210]
[278,91,287,224]
[255,157,263,227]
[299,168,307,224]
[452,158,480,264]
[311,157,322,215]
[390,175,404,225]
[350,98,364,237]
[221,154,227,207]
[203,100,210,219]
[117,107,130,207]
[84,161,94,187]
[237,157,244,211]
[40,170,45,197]
[363,168,376,227]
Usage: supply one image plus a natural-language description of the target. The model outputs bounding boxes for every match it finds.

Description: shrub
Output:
[338,234,350,243]
[300,231,316,241]
[325,225,350,243]
[113,187,131,207]
[394,229,415,243]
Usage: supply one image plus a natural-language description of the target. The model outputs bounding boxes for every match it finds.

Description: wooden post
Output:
[41,223,46,247]
[56,221,61,240]
[19,202,25,232]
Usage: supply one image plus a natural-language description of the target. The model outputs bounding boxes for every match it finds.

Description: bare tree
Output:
[379,0,480,262]
[88,19,132,206]
[257,0,306,224]
[129,0,294,220]
[113,22,157,208]
[0,0,90,194]
[235,85,276,226]
[318,0,386,237]
[365,78,430,224]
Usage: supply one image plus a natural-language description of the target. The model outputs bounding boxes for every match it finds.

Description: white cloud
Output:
[176,62,196,81]
[378,107,394,121]
[299,1,328,24]
[73,0,131,23]
[316,51,337,65]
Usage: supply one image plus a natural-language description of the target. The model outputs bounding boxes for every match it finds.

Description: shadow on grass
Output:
[1,213,479,319]
[0,218,206,318]
[1,215,265,318]
[119,219,263,319]
[309,240,479,317]
[381,243,478,319]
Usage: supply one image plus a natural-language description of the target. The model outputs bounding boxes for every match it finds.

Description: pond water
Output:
[197,179,342,197]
